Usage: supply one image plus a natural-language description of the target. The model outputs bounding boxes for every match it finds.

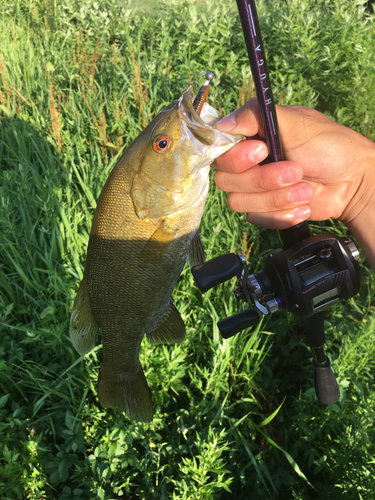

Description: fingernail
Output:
[278,168,299,186]
[291,186,313,203]
[216,111,236,132]
[249,144,268,164]
[292,206,311,221]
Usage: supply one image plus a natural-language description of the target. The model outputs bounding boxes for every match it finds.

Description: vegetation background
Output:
[1,0,375,498]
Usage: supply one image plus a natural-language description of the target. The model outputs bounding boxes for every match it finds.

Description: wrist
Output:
[340,140,375,270]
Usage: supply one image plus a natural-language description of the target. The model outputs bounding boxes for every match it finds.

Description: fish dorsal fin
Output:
[187,230,205,267]
[70,277,99,355]
[146,301,185,345]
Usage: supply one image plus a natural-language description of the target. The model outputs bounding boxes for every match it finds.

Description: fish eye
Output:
[153,136,171,153]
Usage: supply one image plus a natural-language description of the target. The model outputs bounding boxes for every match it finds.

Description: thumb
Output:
[215,97,265,137]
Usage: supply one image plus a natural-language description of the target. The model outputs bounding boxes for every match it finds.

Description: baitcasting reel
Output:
[192,222,362,405]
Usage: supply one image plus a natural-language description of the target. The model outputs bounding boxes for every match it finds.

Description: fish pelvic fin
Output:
[70,276,99,355]
[97,363,153,423]
[187,230,205,267]
[146,301,185,345]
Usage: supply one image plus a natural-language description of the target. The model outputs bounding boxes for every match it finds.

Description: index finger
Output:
[215,97,265,137]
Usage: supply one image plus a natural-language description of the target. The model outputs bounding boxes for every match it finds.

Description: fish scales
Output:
[70,88,243,422]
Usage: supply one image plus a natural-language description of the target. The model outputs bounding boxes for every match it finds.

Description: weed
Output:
[1,0,375,499]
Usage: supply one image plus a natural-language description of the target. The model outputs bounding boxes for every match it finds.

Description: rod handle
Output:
[313,357,340,405]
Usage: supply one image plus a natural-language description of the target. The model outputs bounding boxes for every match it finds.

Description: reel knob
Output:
[192,253,243,292]
[218,308,260,339]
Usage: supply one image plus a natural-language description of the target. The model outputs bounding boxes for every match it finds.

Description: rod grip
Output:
[313,357,340,405]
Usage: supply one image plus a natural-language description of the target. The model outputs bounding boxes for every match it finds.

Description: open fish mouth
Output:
[179,87,222,131]
[178,87,243,163]
[180,87,221,127]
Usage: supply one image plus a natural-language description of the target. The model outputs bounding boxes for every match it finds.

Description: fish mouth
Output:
[179,89,221,139]
[179,91,214,146]
[180,88,219,125]
[178,88,243,158]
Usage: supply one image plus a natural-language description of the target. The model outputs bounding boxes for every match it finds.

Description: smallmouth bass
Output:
[70,80,243,422]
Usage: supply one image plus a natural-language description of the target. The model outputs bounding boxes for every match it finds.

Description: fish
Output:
[70,79,243,422]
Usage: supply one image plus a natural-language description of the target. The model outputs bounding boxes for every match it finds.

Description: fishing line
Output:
[273,6,362,95]
[276,2,363,241]
[252,1,362,241]
[181,70,209,98]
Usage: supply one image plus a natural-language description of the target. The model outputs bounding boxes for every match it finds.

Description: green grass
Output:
[1,0,375,498]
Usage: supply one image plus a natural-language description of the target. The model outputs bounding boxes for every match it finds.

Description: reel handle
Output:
[192,253,243,293]
[218,309,260,339]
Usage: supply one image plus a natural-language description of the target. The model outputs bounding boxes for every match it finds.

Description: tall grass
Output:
[1,0,375,498]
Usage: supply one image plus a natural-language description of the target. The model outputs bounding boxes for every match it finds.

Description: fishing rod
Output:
[192,0,362,405]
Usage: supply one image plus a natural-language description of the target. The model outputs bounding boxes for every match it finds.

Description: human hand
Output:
[213,98,375,230]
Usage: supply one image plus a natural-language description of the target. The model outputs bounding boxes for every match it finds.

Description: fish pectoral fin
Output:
[70,277,99,356]
[187,230,205,267]
[140,221,176,266]
[146,301,185,345]
[97,362,153,422]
